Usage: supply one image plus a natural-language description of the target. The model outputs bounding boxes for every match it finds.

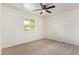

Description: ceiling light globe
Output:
[42,10,45,12]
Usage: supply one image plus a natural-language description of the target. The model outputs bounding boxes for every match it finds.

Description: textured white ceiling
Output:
[2,3,79,18]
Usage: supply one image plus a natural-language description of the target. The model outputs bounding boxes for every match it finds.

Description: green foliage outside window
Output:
[24,19,35,31]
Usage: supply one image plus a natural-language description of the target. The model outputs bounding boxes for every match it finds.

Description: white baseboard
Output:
[2,36,44,48]
[46,36,79,46]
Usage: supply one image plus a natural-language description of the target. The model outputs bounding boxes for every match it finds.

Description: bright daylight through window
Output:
[24,19,35,31]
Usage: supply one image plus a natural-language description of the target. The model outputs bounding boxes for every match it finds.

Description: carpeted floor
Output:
[2,38,79,55]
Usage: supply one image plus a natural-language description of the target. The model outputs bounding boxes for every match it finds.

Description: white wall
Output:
[0,4,1,54]
[45,9,79,45]
[2,5,45,48]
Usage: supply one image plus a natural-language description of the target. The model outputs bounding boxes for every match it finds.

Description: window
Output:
[24,19,35,31]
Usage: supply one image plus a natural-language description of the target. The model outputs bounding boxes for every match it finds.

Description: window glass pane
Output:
[24,19,35,31]
[31,19,35,30]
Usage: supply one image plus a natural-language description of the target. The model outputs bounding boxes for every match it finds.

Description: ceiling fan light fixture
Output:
[32,3,55,14]
[42,10,46,12]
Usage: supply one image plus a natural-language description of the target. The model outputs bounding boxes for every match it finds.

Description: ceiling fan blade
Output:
[40,11,42,14]
[40,3,45,9]
[46,10,52,13]
[46,5,55,9]
[32,9,42,11]
[40,3,43,7]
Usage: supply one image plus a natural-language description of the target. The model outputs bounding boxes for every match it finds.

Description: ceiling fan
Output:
[32,3,55,14]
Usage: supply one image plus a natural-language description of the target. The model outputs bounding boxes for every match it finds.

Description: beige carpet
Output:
[2,39,79,55]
